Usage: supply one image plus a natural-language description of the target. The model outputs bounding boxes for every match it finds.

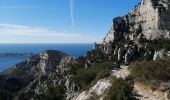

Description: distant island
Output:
[0,0,170,100]
[0,52,34,57]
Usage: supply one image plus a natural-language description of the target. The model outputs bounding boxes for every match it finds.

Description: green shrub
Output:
[41,85,65,100]
[105,77,134,100]
[85,49,109,63]
[73,61,118,90]
[73,68,97,88]
[70,49,109,75]
[95,68,111,80]
[0,89,14,100]
[130,59,170,84]
[147,39,170,51]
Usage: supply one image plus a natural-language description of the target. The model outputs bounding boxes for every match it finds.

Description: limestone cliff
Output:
[1,0,170,100]
[104,0,170,43]
[93,0,170,65]
[0,50,78,100]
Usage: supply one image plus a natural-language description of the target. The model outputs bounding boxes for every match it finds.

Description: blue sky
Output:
[0,0,140,44]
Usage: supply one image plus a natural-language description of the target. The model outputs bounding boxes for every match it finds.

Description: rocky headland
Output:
[0,0,170,100]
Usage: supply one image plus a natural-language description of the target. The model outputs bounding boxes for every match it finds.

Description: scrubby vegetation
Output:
[38,85,65,100]
[130,59,170,82]
[3,38,170,100]
[105,77,134,100]
[130,58,170,89]
[0,77,26,100]
[70,49,120,90]
[85,49,108,62]
[0,89,14,100]
[139,38,170,51]
[72,61,119,90]
[70,49,108,74]
[148,38,170,51]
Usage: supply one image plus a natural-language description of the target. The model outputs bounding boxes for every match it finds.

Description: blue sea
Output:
[0,44,93,72]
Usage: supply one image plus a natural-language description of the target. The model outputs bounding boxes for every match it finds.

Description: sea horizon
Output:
[0,44,93,72]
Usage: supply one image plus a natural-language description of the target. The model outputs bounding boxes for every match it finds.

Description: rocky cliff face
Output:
[93,0,170,65]
[1,0,170,100]
[104,0,170,43]
[0,50,78,100]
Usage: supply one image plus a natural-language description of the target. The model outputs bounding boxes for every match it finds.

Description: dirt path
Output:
[74,65,168,100]
[134,83,168,100]
[112,65,168,100]
[111,65,130,79]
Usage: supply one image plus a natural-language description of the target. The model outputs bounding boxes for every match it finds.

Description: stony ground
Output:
[74,65,168,100]
[113,66,168,100]
[111,65,130,79]
[134,83,168,100]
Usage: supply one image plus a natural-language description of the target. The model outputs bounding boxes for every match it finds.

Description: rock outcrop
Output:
[92,0,170,65]
[0,50,78,100]
[153,50,170,60]
[103,0,170,43]
[74,79,112,100]
[74,65,130,100]
[1,0,170,100]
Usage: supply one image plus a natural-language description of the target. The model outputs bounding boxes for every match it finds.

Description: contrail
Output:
[69,0,75,27]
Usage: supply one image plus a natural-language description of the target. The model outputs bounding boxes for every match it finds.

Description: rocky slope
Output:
[0,50,78,100]
[1,0,170,100]
[94,0,170,65]
[74,65,130,100]
[74,65,169,100]
[74,58,170,100]
[79,0,170,99]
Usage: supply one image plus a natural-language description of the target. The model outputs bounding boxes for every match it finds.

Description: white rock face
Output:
[89,79,112,96]
[39,51,49,60]
[125,53,130,64]
[75,79,112,100]
[38,60,46,73]
[74,66,130,100]
[112,65,130,79]
[153,50,170,60]
[103,0,170,43]
[118,48,122,61]
[38,52,49,73]
[75,91,91,100]
[103,27,115,43]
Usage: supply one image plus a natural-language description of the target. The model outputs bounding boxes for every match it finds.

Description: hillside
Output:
[0,0,170,100]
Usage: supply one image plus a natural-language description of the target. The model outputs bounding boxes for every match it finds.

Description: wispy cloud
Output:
[0,23,80,37]
[69,0,75,27]
[0,23,101,43]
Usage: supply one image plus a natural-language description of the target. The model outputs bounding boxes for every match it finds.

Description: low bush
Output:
[40,85,65,100]
[130,58,170,84]
[105,76,134,100]
[147,38,170,51]
[73,61,118,90]
[0,89,14,100]
[73,68,97,88]
[70,49,109,75]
